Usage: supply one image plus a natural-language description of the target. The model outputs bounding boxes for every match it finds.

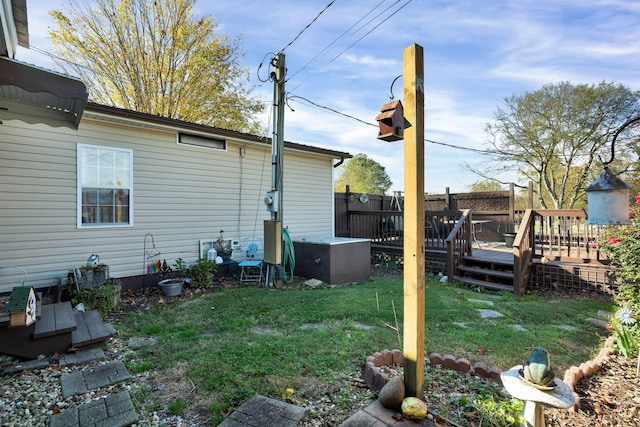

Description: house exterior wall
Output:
[0,115,337,293]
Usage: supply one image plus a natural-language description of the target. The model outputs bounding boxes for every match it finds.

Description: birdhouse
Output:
[375,100,405,142]
[585,167,631,225]
[8,286,37,327]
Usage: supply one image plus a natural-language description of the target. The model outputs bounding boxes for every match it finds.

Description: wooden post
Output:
[403,43,425,398]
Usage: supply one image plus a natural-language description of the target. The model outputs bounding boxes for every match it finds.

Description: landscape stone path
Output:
[3,347,139,427]
[49,358,137,427]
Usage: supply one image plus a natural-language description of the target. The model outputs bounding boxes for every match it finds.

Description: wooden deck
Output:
[469,242,514,264]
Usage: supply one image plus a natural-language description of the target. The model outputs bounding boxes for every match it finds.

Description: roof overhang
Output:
[0,57,88,129]
[0,0,28,57]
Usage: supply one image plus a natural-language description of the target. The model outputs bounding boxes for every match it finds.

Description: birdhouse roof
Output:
[375,100,403,121]
[8,287,35,313]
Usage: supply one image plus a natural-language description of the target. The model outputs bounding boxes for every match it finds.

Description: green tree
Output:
[49,0,264,134]
[334,153,392,195]
[469,180,504,192]
[478,81,640,209]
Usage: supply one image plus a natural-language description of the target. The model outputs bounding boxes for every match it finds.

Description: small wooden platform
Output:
[72,310,114,347]
[0,301,115,359]
[33,302,76,339]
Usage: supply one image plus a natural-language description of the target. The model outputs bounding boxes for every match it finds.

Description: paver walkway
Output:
[60,360,131,398]
[49,390,138,427]
[219,395,306,427]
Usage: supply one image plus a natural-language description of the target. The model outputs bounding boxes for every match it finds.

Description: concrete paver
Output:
[61,360,131,398]
[49,390,138,427]
[340,400,435,426]
[219,395,306,427]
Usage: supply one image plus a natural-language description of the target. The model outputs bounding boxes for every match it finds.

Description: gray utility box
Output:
[293,237,371,285]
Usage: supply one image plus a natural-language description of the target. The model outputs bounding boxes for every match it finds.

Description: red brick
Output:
[472,362,489,378]
[364,361,377,389]
[372,352,384,367]
[581,360,598,377]
[598,346,615,357]
[487,366,502,382]
[571,392,581,412]
[391,349,403,365]
[563,367,580,388]
[594,355,610,367]
[382,349,393,366]
[604,335,616,348]
[455,358,471,373]
[371,371,388,392]
[441,354,457,370]
[429,353,442,367]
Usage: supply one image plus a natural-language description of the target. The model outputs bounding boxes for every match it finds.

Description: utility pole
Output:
[264,53,286,286]
[402,43,425,398]
[271,53,286,220]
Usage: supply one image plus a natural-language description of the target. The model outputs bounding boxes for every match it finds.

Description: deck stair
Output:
[454,252,514,293]
[0,300,114,359]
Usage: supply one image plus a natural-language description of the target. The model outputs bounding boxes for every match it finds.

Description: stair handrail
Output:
[512,209,535,296]
[446,209,472,281]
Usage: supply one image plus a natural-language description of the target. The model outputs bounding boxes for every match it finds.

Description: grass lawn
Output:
[114,275,615,425]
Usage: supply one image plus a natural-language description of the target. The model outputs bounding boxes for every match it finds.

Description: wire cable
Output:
[326,0,413,66]
[286,0,388,83]
[279,1,336,54]
[287,93,498,154]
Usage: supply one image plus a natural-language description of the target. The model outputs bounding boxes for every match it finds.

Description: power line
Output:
[326,0,412,66]
[279,1,336,54]
[287,94,375,127]
[287,94,496,154]
[286,0,388,83]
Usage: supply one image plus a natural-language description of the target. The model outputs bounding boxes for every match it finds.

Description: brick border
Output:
[562,335,616,412]
[363,349,503,392]
[365,337,618,413]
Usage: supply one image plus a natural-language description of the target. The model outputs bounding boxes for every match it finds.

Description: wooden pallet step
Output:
[0,323,72,359]
[33,302,76,339]
[462,256,513,268]
[453,275,513,292]
[457,265,514,279]
[72,310,114,348]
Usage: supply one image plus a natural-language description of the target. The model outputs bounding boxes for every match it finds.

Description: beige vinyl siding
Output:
[0,116,337,293]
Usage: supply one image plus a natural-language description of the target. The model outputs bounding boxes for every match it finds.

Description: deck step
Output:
[457,265,514,280]
[453,275,513,292]
[72,310,114,348]
[462,255,513,268]
[33,302,77,339]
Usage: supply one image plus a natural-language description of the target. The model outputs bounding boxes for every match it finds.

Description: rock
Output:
[304,278,323,288]
[378,376,405,409]
[401,396,427,420]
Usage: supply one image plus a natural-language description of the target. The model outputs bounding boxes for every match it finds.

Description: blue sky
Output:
[17,0,640,193]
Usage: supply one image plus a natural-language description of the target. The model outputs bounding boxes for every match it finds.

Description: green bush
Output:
[189,258,217,287]
[70,280,121,316]
[601,193,640,357]
[602,194,640,314]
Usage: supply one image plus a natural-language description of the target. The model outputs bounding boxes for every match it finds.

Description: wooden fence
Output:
[336,186,515,242]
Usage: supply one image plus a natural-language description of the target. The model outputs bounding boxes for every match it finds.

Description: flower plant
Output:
[601,194,640,358]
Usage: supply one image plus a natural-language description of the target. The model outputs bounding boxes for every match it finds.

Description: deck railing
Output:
[513,208,610,294]
[445,209,472,281]
[346,209,468,252]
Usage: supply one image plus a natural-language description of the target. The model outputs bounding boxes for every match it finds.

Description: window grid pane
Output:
[79,144,132,227]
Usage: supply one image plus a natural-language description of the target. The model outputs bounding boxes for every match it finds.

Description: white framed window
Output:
[77,144,133,228]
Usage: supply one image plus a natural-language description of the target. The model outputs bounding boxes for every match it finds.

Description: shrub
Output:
[601,194,640,358]
[602,194,640,314]
[189,258,217,288]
